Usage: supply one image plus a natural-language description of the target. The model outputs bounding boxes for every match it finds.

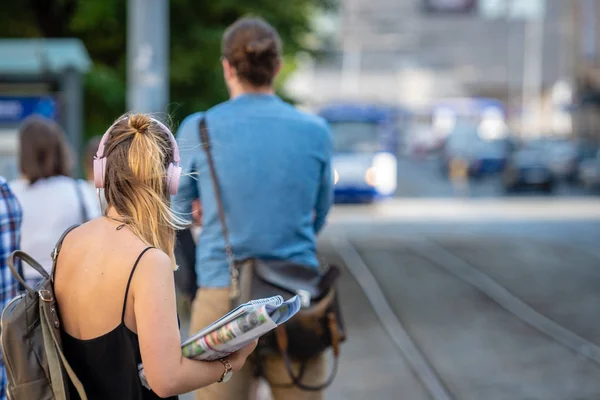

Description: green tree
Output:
[0,0,332,139]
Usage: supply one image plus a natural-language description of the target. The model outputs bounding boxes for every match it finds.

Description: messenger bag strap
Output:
[273,315,342,391]
[198,117,240,300]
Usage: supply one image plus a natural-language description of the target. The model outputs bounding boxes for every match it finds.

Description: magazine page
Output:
[181,295,285,347]
[183,305,277,361]
[265,295,301,325]
[181,295,300,360]
[138,295,301,390]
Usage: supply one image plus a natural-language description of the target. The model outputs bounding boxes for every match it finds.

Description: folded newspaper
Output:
[138,295,301,388]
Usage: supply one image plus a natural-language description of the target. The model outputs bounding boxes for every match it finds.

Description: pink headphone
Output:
[93,116,182,195]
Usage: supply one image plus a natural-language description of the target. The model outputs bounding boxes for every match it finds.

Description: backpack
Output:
[1,226,87,400]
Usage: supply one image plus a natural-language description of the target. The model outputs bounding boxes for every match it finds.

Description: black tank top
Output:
[61,247,178,400]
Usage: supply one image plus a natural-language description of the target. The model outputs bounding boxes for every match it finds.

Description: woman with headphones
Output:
[53,114,256,399]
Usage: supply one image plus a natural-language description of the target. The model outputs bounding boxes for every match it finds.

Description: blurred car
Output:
[439,123,509,179]
[470,138,510,177]
[502,141,555,193]
[541,138,579,182]
[319,104,400,203]
[332,152,397,203]
[578,150,600,190]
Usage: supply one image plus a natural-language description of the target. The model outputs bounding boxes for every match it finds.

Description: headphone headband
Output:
[95,116,180,163]
[93,115,182,195]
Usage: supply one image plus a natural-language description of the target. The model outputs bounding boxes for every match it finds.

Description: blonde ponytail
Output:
[103,113,185,268]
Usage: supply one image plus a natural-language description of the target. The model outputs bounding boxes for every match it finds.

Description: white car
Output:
[333,152,397,203]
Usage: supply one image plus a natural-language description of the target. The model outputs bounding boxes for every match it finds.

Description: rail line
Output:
[332,233,600,400]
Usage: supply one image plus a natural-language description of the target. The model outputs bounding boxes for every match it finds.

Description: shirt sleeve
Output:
[313,125,334,234]
[171,113,202,224]
[0,179,22,304]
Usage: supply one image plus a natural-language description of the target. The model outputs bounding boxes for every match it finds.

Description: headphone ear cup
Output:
[93,158,106,189]
[168,164,182,195]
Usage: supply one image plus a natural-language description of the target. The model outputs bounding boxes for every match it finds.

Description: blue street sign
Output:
[0,96,57,124]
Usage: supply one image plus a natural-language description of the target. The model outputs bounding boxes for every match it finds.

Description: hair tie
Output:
[128,117,150,135]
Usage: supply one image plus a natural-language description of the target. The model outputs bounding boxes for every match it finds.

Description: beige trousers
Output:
[189,287,326,400]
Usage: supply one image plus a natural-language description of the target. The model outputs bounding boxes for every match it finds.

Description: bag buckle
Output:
[296,289,311,308]
[38,290,54,303]
[51,247,59,261]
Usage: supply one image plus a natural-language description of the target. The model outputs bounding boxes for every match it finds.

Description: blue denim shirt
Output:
[172,94,333,288]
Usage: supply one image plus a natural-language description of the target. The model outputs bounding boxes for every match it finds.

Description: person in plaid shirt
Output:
[0,176,22,400]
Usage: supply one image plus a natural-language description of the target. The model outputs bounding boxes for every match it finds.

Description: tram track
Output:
[332,233,600,400]
[408,236,600,367]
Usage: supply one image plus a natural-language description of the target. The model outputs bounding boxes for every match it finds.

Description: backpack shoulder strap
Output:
[41,300,87,399]
[50,224,80,280]
[44,223,88,398]
[7,250,48,293]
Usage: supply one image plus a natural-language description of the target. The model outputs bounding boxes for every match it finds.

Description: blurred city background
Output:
[2,0,600,399]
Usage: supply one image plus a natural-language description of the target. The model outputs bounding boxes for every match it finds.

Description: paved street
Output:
[319,198,600,400]
[181,196,600,400]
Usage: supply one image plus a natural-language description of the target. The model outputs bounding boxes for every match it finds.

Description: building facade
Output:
[287,0,571,135]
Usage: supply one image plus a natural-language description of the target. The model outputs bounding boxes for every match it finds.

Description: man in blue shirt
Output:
[174,99,332,287]
[172,17,333,400]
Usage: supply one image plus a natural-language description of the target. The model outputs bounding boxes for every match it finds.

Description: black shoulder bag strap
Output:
[198,117,240,299]
[273,323,341,391]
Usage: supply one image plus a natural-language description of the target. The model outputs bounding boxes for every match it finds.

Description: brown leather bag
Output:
[199,117,346,391]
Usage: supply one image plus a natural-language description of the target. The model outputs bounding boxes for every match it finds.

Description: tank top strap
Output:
[122,247,155,323]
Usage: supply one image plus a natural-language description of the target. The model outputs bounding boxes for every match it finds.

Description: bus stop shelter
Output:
[0,38,91,180]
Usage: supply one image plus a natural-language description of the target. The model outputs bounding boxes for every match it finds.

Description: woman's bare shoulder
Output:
[129,248,175,303]
[58,219,167,266]
[135,247,172,272]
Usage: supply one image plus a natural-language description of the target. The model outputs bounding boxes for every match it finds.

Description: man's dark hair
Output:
[222,17,282,87]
